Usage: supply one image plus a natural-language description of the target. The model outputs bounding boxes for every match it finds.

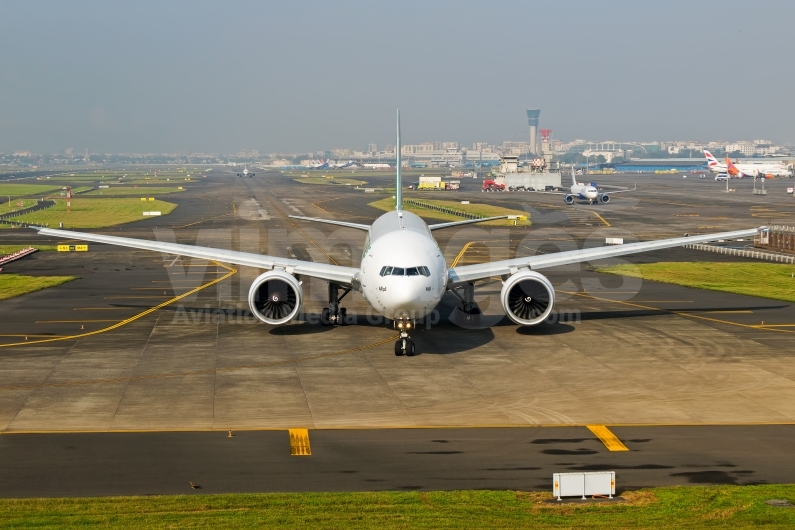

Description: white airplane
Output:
[236,165,255,178]
[536,166,636,205]
[33,111,764,356]
[704,151,789,178]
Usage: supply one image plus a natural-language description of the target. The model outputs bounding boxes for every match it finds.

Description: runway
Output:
[0,169,794,494]
[2,425,794,497]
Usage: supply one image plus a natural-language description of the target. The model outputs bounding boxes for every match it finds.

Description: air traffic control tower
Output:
[526,109,540,155]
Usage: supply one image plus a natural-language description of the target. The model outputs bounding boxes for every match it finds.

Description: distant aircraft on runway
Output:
[34,111,764,356]
[533,166,636,205]
[704,150,789,178]
[236,165,255,178]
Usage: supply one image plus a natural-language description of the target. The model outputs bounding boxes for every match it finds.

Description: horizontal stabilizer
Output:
[288,215,370,231]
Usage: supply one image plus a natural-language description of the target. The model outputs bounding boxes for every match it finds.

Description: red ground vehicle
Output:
[482,179,505,192]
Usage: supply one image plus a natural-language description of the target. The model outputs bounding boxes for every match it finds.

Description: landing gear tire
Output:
[394,338,416,356]
[321,308,332,326]
[338,307,347,326]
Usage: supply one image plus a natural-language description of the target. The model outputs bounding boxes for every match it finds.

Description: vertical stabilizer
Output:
[571,164,577,186]
[395,109,402,211]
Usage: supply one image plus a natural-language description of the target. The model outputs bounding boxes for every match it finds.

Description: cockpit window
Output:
[380,266,430,276]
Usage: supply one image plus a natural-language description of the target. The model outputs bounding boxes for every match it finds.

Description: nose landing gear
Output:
[394,319,416,356]
[321,283,350,326]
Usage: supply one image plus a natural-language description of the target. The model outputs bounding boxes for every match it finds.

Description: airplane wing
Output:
[34,227,359,285]
[288,215,370,231]
[448,227,763,284]
[428,216,509,231]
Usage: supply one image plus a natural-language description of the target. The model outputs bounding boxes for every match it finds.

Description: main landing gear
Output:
[321,283,350,326]
[449,282,480,325]
[394,319,416,356]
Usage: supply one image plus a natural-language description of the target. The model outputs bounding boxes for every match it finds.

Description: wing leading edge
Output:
[35,227,358,285]
[449,227,764,284]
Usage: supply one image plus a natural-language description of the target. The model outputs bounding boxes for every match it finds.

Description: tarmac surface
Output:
[0,168,794,495]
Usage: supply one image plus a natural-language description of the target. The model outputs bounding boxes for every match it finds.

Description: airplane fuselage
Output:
[570,183,599,202]
[359,210,447,320]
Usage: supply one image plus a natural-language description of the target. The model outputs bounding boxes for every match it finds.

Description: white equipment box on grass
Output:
[553,471,615,500]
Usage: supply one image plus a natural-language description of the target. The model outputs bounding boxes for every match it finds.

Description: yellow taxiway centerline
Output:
[0,261,236,348]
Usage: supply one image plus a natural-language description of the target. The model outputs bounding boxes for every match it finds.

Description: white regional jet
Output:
[33,111,764,356]
[536,167,637,205]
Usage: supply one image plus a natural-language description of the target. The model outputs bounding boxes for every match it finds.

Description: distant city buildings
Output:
[0,137,791,169]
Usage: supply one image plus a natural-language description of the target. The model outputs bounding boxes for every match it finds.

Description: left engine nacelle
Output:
[500,270,555,326]
[248,270,302,325]
[599,193,610,203]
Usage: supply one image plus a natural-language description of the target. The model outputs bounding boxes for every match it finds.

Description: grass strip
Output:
[85,186,186,196]
[0,184,61,196]
[12,198,177,228]
[0,274,77,301]
[369,197,530,226]
[0,245,57,254]
[596,262,795,303]
[0,486,793,528]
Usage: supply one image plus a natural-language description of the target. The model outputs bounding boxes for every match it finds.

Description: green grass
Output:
[295,177,368,186]
[0,184,61,196]
[0,245,57,254]
[0,199,37,214]
[0,274,77,301]
[368,197,530,226]
[84,186,186,196]
[0,486,794,528]
[11,198,177,228]
[597,262,795,303]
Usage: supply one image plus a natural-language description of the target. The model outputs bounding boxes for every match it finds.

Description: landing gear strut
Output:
[450,282,480,324]
[321,283,350,326]
[393,319,416,356]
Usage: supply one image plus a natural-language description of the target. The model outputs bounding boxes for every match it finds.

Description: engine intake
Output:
[500,270,555,326]
[563,194,574,205]
[599,193,610,203]
[248,270,302,325]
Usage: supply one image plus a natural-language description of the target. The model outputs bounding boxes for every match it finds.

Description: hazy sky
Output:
[1,1,793,154]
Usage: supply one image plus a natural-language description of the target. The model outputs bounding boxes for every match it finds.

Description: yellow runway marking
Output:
[170,212,234,229]
[289,428,312,456]
[590,211,611,227]
[451,241,478,267]
[705,310,753,314]
[0,261,236,348]
[587,425,629,451]
[567,291,795,335]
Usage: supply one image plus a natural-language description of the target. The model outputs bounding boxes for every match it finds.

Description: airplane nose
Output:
[391,279,421,307]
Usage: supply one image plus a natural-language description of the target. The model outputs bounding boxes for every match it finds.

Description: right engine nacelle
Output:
[247,270,302,325]
[500,270,555,326]
[599,193,611,203]
[563,194,574,205]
